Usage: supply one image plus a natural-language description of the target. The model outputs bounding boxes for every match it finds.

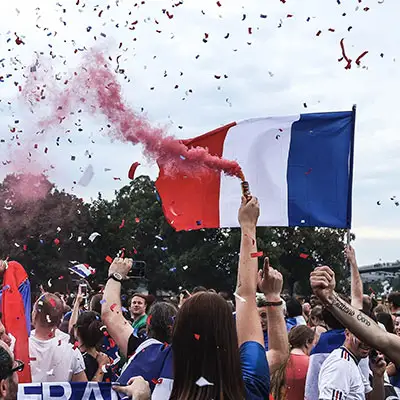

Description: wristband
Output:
[265,300,283,307]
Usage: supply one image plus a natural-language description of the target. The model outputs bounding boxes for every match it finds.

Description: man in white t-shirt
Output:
[318,329,386,400]
[29,293,87,383]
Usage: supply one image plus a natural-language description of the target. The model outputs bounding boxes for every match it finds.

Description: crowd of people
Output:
[1,196,400,399]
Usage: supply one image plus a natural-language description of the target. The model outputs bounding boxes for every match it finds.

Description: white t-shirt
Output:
[319,347,372,400]
[29,330,85,382]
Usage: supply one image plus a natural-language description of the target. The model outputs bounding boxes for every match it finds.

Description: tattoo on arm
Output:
[331,294,372,327]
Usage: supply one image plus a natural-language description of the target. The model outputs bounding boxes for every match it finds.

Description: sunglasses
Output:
[0,360,24,380]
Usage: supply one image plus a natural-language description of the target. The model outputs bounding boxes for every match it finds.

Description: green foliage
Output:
[0,173,348,296]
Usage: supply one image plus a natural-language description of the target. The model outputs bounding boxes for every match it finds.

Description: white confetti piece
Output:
[182,265,189,270]
[89,232,101,242]
[78,164,94,187]
[196,377,214,387]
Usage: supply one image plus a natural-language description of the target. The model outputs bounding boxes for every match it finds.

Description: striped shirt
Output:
[318,347,372,400]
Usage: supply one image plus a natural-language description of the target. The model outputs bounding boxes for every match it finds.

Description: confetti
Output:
[119,219,125,229]
[88,232,101,242]
[135,217,140,223]
[78,164,94,187]
[216,1,222,6]
[194,334,200,340]
[49,298,56,307]
[316,30,322,36]
[250,251,263,258]
[355,51,369,66]
[100,299,107,305]
[305,168,312,175]
[234,292,247,303]
[182,265,189,270]
[339,38,352,69]
[105,256,113,263]
[196,377,214,387]
[128,162,140,180]
[54,238,60,246]
[299,253,309,259]
[151,378,163,385]
[110,303,118,311]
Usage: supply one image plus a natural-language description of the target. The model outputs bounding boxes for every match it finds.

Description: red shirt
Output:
[286,353,309,400]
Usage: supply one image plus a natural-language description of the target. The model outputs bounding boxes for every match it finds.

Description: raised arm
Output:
[235,196,263,347]
[310,266,400,365]
[101,258,134,358]
[346,246,363,310]
[68,287,83,335]
[257,258,289,374]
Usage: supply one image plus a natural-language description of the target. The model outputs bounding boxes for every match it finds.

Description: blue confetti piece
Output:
[169,267,177,273]
[100,299,106,304]
[180,155,186,160]
[260,14,267,18]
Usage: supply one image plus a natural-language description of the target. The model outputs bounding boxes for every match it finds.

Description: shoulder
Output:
[320,349,352,375]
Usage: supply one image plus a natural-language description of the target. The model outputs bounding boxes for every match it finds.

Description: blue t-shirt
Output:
[119,339,269,399]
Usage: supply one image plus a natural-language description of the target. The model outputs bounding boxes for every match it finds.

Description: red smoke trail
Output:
[33,52,244,180]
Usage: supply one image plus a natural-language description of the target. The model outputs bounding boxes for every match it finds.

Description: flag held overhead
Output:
[156,111,355,231]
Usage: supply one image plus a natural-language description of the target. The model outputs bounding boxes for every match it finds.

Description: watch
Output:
[108,272,124,283]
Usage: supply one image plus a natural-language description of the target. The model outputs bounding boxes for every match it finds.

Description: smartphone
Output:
[79,284,88,298]
[370,349,378,363]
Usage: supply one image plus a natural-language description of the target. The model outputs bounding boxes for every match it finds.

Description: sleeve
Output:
[240,341,270,399]
[305,355,325,400]
[72,347,86,376]
[318,358,351,400]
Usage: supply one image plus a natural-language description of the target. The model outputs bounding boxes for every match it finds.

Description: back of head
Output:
[76,311,104,349]
[376,312,395,334]
[192,286,207,295]
[89,294,103,315]
[0,342,13,381]
[289,325,315,349]
[33,293,63,329]
[362,295,372,315]
[170,292,245,400]
[147,302,177,343]
[286,297,303,318]
[309,305,324,327]
[388,292,400,308]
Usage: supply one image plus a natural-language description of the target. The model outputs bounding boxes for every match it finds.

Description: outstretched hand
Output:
[345,245,357,266]
[310,266,336,302]
[238,196,259,229]
[113,376,150,400]
[257,257,283,302]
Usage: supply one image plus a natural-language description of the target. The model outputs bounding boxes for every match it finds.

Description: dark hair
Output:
[0,312,2,320]
[192,286,207,294]
[362,295,372,315]
[0,345,13,380]
[147,302,178,343]
[388,292,400,308]
[170,292,245,400]
[89,294,103,315]
[34,293,63,328]
[289,325,315,349]
[218,292,231,301]
[286,298,303,318]
[76,311,104,349]
[322,308,344,330]
[309,305,324,327]
[376,312,395,334]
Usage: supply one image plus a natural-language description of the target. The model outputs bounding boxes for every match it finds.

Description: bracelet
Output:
[265,301,283,307]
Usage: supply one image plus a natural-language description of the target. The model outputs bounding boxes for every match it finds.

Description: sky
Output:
[0,0,399,266]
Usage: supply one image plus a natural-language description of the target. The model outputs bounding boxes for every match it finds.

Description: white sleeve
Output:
[71,348,86,375]
[359,358,373,394]
[318,357,351,400]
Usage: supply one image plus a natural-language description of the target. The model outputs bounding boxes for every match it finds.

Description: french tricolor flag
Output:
[156,110,355,231]
[69,262,95,278]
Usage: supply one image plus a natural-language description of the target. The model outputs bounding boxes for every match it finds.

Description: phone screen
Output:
[80,284,88,298]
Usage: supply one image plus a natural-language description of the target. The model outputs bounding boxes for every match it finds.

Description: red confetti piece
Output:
[58,276,64,280]
[250,251,263,258]
[109,338,116,347]
[110,303,118,311]
[119,219,125,229]
[98,10,103,17]
[339,38,352,69]
[316,30,322,36]
[151,378,163,385]
[44,147,48,154]
[54,238,60,246]
[248,27,252,34]
[217,1,222,6]
[15,35,24,45]
[355,51,369,66]
[133,247,138,255]
[29,357,37,362]
[135,217,140,223]
[128,162,140,180]
[299,253,309,259]
[194,334,200,340]
[34,144,38,149]
[58,340,61,346]
[73,341,79,350]
[287,14,293,18]
[76,0,79,4]
[305,168,312,175]
[363,7,369,11]
[105,256,113,263]
[328,28,335,32]
[147,315,152,325]
[23,244,27,251]
[166,11,173,19]
[49,298,56,307]
[113,177,121,181]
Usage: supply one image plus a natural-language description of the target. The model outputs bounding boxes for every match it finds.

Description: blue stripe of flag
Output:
[287,111,354,228]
